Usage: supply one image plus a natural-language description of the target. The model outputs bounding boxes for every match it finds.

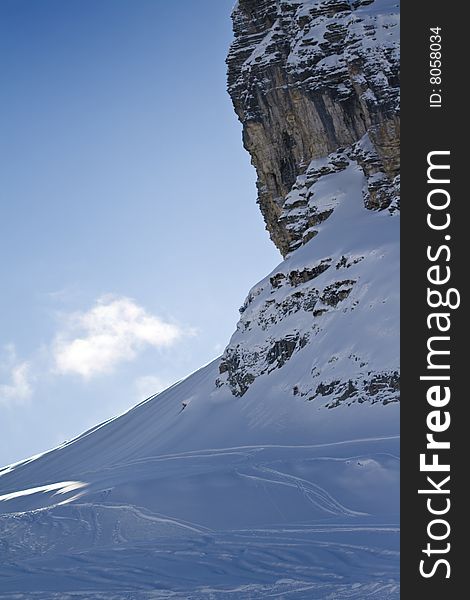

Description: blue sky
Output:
[0,0,280,465]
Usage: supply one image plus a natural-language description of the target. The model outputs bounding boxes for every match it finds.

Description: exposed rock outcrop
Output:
[227,0,399,255]
[219,0,400,407]
[0,5,401,595]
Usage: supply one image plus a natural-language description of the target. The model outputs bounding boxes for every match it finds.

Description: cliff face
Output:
[219,0,400,406]
[0,5,400,594]
[227,0,399,255]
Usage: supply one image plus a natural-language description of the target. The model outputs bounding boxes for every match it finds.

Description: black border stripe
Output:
[401,1,465,594]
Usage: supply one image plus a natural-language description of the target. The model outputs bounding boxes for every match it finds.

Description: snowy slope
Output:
[0,0,399,597]
[218,151,399,405]
[0,167,399,598]
[0,378,399,598]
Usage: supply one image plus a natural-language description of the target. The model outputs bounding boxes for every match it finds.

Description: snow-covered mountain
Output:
[0,1,400,598]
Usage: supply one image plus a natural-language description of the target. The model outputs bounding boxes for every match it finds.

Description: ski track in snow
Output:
[0,583,400,599]
[0,438,399,598]
[0,16,400,589]
[239,465,368,517]
[0,522,399,598]
[0,351,399,599]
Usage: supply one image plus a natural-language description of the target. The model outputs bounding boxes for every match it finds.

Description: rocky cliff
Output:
[0,4,400,595]
[219,0,399,406]
[227,0,399,255]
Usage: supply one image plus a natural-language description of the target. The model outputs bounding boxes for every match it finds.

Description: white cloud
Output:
[0,346,33,406]
[53,296,185,378]
[134,375,170,400]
